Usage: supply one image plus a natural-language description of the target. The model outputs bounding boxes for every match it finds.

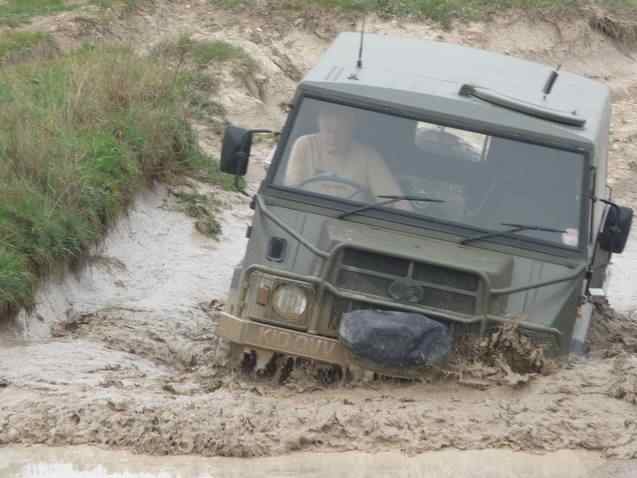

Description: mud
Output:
[587,300,637,355]
[450,322,551,389]
[0,446,612,478]
[1,0,637,466]
[2,175,637,459]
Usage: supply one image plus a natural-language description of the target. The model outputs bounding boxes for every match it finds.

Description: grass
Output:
[0,30,59,66]
[210,0,637,26]
[91,0,144,8]
[0,0,149,25]
[152,35,256,127]
[191,40,250,66]
[0,31,56,63]
[172,191,223,239]
[155,34,256,70]
[0,0,74,25]
[0,45,234,311]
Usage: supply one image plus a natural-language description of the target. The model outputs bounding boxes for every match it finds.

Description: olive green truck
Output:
[214,33,633,376]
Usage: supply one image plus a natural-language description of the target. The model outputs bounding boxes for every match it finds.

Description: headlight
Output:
[272,284,308,321]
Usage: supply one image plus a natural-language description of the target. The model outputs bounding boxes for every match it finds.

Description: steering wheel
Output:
[298,174,369,201]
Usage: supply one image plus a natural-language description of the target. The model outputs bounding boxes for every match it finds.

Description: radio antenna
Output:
[543,64,561,99]
[356,16,366,69]
[347,15,367,80]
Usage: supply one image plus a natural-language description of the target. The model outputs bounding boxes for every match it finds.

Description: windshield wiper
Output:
[337,195,445,220]
[460,222,566,245]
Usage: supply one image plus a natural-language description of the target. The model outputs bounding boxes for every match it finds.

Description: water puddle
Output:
[607,224,637,314]
[0,447,609,478]
[4,180,252,341]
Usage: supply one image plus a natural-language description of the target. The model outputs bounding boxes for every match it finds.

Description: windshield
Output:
[272,98,585,248]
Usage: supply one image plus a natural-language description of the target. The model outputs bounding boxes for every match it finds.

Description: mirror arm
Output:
[234,176,249,197]
[233,129,278,196]
[242,129,276,148]
[585,195,621,297]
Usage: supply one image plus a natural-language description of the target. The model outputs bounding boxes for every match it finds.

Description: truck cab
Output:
[215,33,633,374]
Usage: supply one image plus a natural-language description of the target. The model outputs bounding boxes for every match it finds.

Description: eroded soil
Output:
[1,1,637,468]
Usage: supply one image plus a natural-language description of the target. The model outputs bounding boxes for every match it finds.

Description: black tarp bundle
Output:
[339,310,452,368]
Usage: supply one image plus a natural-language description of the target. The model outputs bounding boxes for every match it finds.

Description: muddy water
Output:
[2,4,637,473]
[3,179,252,342]
[607,224,637,314]
[0,446,610,478]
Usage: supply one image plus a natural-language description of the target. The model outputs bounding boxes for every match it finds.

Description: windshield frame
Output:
[263,86,592,258]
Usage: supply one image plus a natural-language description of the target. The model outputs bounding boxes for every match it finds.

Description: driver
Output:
[284,104,405,201]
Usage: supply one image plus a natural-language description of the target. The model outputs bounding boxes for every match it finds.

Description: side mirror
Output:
[599,203,633,254]
[220,125,276,177]
[220,125,253,176]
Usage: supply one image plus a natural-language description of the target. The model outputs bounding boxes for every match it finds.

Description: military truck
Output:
[214,33,633,377]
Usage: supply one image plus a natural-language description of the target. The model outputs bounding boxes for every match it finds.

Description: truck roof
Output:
[302,32,610,149]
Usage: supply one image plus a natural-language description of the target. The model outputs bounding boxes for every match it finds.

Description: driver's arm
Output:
[365,150,414,212]
[284,135,315,186]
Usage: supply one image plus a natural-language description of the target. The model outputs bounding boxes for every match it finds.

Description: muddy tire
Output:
[347,365,376,383]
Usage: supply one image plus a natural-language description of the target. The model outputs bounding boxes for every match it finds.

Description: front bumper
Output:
[215,311,350,366]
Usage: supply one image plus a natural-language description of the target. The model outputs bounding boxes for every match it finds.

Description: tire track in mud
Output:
[1,3,637,462]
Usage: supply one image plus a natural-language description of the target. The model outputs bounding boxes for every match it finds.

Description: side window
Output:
[414,122,489,162]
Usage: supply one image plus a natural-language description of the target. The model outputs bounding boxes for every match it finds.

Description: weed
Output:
[172,190,224,239]
[187,152,245,191]
[0,46,234,311]
[195,217,223,238]
[0,247,34,309]
[153,35,256,73]
[152,36,255,125]
[209,0,637,26]
[0,0,73,25]
[91,0,147,13]
[0,31,57,64]
[191,39,254,69]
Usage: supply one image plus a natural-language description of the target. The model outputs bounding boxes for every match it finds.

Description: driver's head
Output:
[317,104,355,154]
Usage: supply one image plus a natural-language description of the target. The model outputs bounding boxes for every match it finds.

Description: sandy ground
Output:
[1,1,637,473]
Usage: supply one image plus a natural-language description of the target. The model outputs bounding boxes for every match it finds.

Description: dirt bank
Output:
[1,1,637,463]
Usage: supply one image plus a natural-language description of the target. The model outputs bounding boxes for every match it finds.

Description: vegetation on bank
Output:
[151,35,257,129]
[153,35,256,75]
[0,0,633,313]
[0,45,231,311]
[0,31,57,64]
[1,0,635,28]
[0,0,73,25]
[0,0,145,26]
[212,0,637,26]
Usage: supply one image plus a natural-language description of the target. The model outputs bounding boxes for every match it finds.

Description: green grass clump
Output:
[0,31,56,63]
[173,191,224,239]
[0,248,34,307]
[296,0,580,23]
[0,46,231,311]
[0,0,74,25]
[153,35,256,72]
[191,39,255,69]
[152,35,256,126]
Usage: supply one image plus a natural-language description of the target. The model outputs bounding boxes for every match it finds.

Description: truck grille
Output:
[334,248,480,316]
